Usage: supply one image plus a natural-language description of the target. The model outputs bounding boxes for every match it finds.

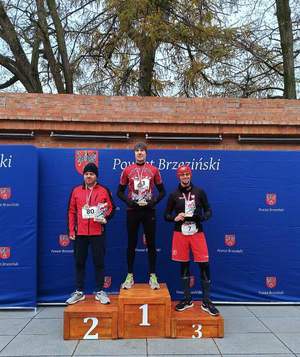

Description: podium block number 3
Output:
[83,317,99,339]
[139,304,151,326]
[192,324,203,339]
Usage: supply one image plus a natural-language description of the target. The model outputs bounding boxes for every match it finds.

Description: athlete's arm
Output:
[117,184,139,208]
[103,186,116,220]
[68,188,77,238]
[148,182,166,207]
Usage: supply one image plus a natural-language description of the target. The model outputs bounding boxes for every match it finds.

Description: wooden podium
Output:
[171,301,224,338]
[64,295,118,340]
[63,284,224,340]
[118,283,171,338]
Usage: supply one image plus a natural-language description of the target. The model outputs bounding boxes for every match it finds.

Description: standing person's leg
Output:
[126,210,141,273]
[142,209,156,273]
[175,261,194,311]
[191,232,219,315]
[142,209,159,289]
[91,234,110,304]
[198,262,211,302]
[181,262,192,301]
[66,235,88,304]
[198,262,219,316]
[121,209,140,288]
[74,236,89,291]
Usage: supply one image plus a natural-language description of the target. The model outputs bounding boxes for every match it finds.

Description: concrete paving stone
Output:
[0,308,43,319]
[217,306,254,319]
[0,334,77,356]
[34,306,65,319]
[260,317,300,333]
[148,355,220,357]
[75,339,147,356]
[147,338,219,355]
[20,318,63,336]
[247,305,300,318]
[0,336,14,352]
[224,316,269,334]
[0,318,31,335]
[214,333,291,354]
[276,333,300,353]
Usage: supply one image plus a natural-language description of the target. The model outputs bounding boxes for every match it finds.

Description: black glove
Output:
[147,198,157,208]
[127,200,139,208]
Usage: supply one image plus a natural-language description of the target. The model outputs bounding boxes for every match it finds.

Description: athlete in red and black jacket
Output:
[66,163,115,305]
[164,165,219,316]
[117,142,165,290]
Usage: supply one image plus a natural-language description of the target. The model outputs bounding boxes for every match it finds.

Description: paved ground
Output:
[0,305,300,356]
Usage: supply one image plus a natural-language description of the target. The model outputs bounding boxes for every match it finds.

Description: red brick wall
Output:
[0,93,300,150]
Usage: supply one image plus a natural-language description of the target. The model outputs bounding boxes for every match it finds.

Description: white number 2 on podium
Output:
[192,323,203,338]
[83,317,99,339]
[139,304,151,326]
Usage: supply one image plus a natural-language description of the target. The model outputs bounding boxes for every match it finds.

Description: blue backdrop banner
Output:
[37,148,300,303]
[0,145,38,308]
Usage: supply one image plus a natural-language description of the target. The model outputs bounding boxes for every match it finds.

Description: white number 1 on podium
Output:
[139,304,151,326]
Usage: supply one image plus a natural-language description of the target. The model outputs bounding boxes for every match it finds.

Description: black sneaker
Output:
[175,299,194,311]
[201,300,219,316]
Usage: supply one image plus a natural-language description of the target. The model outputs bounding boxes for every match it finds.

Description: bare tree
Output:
[276,0,296,98]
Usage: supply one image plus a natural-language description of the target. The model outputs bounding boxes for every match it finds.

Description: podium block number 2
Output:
[139,304,151,326]
[83,317,99,339]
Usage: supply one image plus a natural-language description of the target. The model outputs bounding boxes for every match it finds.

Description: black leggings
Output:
[126,208,156,274]
[180,261,210,281]
[180,261,211,301]
[74,235,106,291]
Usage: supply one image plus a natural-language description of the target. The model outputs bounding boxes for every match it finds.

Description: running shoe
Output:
[175,298,194,311]
[95,290,110,304]
[66,291,85,305]
[121,273,134,289]
[201,300,219,316]
[149,273,160,289]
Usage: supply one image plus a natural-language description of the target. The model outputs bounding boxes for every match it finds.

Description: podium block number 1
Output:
[83,317,99,339]
[139,304,151,326]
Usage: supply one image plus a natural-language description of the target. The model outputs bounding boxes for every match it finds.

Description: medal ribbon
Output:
[182,192,191,202]
[85,185,95,206]
[136,166,145,188]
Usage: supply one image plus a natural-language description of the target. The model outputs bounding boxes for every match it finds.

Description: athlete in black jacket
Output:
[164,165,219,316]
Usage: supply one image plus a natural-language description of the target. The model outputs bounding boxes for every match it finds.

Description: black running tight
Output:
[126,208,157,274]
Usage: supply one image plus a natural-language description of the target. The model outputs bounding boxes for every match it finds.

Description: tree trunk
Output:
[46,0,73,93]
[138,40,156,96]
[36,0,66,93]
[276,0,296,99]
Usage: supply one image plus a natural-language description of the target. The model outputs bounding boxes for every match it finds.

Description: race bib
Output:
[134,178,150,191]
[185,199,195,217]
[181,222,198,235]
[82,206,97,219]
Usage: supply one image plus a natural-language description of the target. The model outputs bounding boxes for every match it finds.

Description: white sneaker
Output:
[66,291,85,305]
[121,273,134,289]
[95,290,110,304]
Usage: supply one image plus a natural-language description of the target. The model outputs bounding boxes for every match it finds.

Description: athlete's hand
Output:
[147,198,157,208]
[98,217,107,224]
[127,200,139,208]
[174,212,185,222]
[69,235,76,240]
